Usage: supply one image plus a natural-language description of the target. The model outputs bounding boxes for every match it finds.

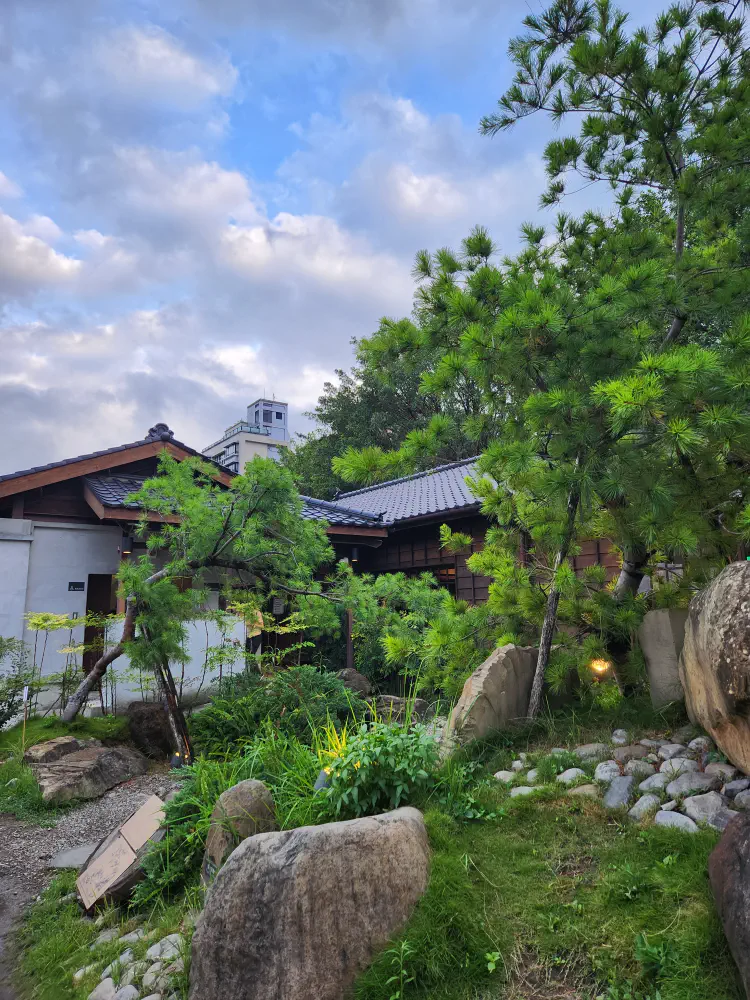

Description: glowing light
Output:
[589,658,611,675]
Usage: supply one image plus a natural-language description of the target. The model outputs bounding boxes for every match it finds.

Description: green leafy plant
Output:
[324,722,439,819]
[385,940,415,1000]
[535,751,581,783]
[485,951,501,974]
[634,933,678,981]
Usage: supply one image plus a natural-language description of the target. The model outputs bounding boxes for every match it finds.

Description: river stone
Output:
[374,695,429,721]
[658,743,687,760]
[639,772,670,793]
[511,760,525,772]
[202,779,277,885]
[557,768,587,785]
[509,785,536,798]
[662,800,678,811]
[120,962,149,988]
[146,934,182,962]
[567,783,600,798]
[594,761,621,783]
[705,762,740,783]
[447,644,538,742]
[613,744,651,764]
[574,743,608,762]
[494,770,515,784]
[32,746,148,804]
[624,759,656,779]
[659,757,699,778]
[101,951,134,980]
[654,810,699,833]
[335,668,373,697]
[526,768,539,784]
[113,987,139,1000]
[629,794,661,821]
[603,776,634,809]
[723,778,750,800]
[88,980,116,1000]
[682,791,735,831]
[640,738,667,748]
[688,736,714,753]
[679,562,750,774]
[734,790,750,810]
[611,729,629,746]
[665,771,722,799]
[189,807,430,1000]
[709,812,750,996]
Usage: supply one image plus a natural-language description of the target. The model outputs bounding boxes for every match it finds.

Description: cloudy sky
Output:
[0,0,652,473]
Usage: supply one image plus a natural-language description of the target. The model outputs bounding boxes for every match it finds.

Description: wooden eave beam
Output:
[83,483,182,524]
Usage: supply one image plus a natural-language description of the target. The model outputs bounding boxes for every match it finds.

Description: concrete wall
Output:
[0,518,247,715]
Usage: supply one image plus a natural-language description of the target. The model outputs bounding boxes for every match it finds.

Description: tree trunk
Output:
[61,603,135,721]
[527,486,580,719]
[613,546,650,599]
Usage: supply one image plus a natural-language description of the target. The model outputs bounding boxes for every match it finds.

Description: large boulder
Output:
[202,779,277,885]
[126,701,173,758]
[639,609,688,708]
[373,694,429,722]
[679,562,750,774]
[335,668,373,697]
[32,745,148,804]
[189,807,430,1000]
[24,735,87,764]
[709,813,750,997]
[447,645,537,743]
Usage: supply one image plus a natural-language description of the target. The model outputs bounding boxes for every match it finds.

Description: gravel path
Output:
[0,767,177,1000]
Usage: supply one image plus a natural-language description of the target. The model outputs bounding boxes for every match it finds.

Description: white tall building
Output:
[202,399,290,473]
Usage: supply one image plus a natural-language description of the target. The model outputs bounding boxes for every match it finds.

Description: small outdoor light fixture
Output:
[351,546,360,563]
[121,534,133,556]
[588,657,611,675]
[170,749,186,769]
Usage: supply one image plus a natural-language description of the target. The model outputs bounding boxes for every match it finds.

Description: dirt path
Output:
[0,769,176,999]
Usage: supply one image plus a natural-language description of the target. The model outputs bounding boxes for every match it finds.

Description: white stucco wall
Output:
[0,518,247,715]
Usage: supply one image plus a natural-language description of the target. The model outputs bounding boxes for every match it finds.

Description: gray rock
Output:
[624,759,656,779]
[32,746,149,805]
[603,776,635,809]
[567,783,600,798]
[91,929,119,950]
[142,963,164,990]
[613,744,652,764]
[682,791,736,831]
[113,988,140,1000]
[202,779,277,885]
[723,778,750,800]
[374,695,429,722]
[556,768,587,785]
[73,965,97,985]
[645,753,660,764]
[629,794,661,821]
[734,790,750,810]
[189,807,431,1000]
[611,729,629,746]
[654,811,699,833]
[662,800,678,811]
[639,772,670,793]
[673,724,700,745]
[526,768,539,784]
[594,761,621,783]
[658,743,687,760]
[659,757,699,778]
[335,668,373,697]
[574,743,609,762]
[639,608,688,708]
[141,996,162,1000]
[447,645,538,743]
[24,736,86,764]
[88,980,117,1000]
[509,786,536,798]
[640,738,667,748]
[118,930,145,946]
[688,736,714,753]
[146,934,182,962]
[666,771,722,799]
[101,951,133,980]
[120,962,149,987]
[511,760,525,772]
[705,762,739,783]
[709,811,750,996]
[493,770,515,784]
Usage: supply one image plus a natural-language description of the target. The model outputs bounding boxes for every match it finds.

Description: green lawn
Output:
[0,714,129,760]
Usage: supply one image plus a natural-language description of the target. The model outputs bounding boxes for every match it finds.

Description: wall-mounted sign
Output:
[68,582,85,592]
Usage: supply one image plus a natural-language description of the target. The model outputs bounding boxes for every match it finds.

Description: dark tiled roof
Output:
[0,425,219,485]
[300,495,383,528]
[84,475,144,509]
[330,458,482,524]
[85,475,384,528]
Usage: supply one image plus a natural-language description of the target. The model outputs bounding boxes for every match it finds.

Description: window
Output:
[275,411,283,420]
[263,409,272,422]
[226,442,238,455]
[228,462,239,473]
[254,410,259,422]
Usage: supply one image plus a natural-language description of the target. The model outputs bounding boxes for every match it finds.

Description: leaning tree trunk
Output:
[613,545,650,600]
[527,486,580,719]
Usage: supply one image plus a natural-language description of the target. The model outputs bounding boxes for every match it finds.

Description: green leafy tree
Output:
[61,455,335,731]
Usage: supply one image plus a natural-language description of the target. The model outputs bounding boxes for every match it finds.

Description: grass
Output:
[15,873,191,1000]
[0,714,129,760]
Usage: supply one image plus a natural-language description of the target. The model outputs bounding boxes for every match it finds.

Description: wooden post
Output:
[346,609,354,672]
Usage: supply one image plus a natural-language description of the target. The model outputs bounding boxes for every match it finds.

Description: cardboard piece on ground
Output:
[120,794,165,852]
[77,836,137,909]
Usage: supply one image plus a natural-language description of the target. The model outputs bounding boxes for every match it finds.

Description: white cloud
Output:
[92,24,237,108]
[0,210,81,296]
[0,172,22,199]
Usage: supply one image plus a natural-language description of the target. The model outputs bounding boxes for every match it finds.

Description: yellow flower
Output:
[354,760,361,769]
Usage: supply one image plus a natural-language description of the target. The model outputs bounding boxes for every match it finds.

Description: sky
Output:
[0,0,653,474]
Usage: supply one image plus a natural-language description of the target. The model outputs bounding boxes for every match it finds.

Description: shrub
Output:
[0,636,34,729]
[189,664,364,754]
[324,721,439,819]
